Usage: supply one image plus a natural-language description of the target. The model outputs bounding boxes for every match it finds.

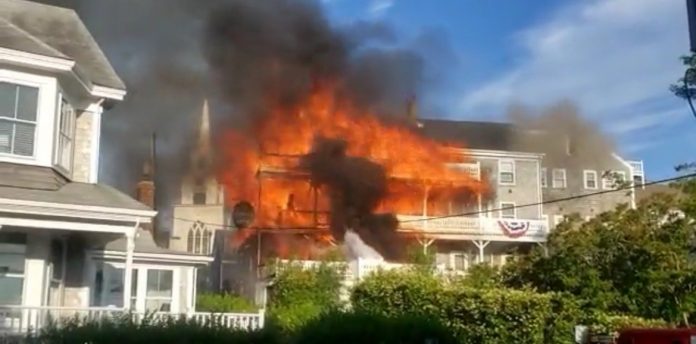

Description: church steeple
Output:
[197,99,211,157]
[191,99,213,176]
[137,133,156,209]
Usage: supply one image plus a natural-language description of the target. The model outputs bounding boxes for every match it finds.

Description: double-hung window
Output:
[499,160,515,185]
[55,97,75,171]
[0,233,26,305]
[0,82,38,157]
[552,169,567,188]
[584,170,598,189]
[602,171,627,189]
[500,202,516,219]
[540,168,547,188]
[146,269,173,312]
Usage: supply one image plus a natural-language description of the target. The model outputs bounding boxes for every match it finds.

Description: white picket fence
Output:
[0,306,265,335]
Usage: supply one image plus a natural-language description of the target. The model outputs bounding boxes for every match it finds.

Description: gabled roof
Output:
[0,0,125,90]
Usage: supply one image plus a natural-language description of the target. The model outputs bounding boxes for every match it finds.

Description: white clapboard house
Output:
[0,0,263,334]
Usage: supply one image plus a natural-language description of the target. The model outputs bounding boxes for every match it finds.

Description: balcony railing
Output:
[0,306,265,335]
[397,215,548,242]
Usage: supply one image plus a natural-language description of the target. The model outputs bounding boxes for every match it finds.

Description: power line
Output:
[400,172,696,223]
[173,172,696,228]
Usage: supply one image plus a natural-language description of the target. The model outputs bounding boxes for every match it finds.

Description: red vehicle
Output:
[616,328,696,344]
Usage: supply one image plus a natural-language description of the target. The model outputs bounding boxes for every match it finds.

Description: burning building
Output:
[156,0,643,298]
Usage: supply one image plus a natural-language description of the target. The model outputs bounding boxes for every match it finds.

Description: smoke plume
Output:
[33,0,446,239]
[508,101,617,169]
[204,0,426,126]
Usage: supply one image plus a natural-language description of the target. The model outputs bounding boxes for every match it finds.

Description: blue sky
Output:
[321,0,694,180]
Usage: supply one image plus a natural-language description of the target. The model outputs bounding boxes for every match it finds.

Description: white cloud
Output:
[458,0,696,171]
[460,0,689,136]
[368,0,394,16]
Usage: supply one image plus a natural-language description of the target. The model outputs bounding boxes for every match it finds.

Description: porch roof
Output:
[98,230,212,264]
[0,163,151,213]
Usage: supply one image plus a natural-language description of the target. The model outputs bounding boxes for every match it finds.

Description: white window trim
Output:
[89,261,181,313]
[0,69,58,167]
[498,159,516,185]
[552,168,567,189]
[583,170,598,190]
[500,202,516,219]
[53,93,76,176]
[449,252,470,271]
[602,170,627,190]
[540,167,547,188]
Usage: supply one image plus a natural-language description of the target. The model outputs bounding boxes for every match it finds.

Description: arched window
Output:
[188,221,206,254]
[202,230,212,255]
[186,230,194,253]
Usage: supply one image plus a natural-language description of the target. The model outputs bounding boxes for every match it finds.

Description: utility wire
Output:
[400,172,696,223]
[173,172,696,228]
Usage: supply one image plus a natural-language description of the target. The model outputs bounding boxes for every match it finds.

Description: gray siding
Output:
[473,153,543,220]
[542,155,633,228]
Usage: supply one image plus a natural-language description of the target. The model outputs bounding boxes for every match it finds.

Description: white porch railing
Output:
[0,306,265,335]
[397,215,549,242]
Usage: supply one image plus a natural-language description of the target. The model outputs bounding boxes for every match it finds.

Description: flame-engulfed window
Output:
[186,221,211,254]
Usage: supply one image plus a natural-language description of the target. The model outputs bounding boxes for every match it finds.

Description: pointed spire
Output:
[196,99,211,154]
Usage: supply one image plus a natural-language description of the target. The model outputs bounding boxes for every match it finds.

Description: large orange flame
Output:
[219,83,486,257]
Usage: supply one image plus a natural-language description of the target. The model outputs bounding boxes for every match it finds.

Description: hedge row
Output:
[350,269,664,344]
[24,311,455,344]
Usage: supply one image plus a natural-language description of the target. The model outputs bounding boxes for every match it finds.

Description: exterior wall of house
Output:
[170,205,225,253]
[71,107,101,183]
[474,154,543,220]
[542,155,634,229]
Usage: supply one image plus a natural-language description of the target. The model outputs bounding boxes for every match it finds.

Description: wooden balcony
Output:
[397,215,548,242]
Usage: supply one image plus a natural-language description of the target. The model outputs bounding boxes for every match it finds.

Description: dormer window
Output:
[54,97,75,172]
[0,82,38,157]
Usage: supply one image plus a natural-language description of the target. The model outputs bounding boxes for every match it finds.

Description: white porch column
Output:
[23,233,50,307]
[473,240,490,264]
[417,238,435,254]
[123,230,135,310]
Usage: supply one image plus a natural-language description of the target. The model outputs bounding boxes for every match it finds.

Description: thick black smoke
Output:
[204,0,425,125]
[299,137,401,259]
[34,0,451,248]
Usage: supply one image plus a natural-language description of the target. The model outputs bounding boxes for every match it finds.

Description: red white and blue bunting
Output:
[497,220,530,238]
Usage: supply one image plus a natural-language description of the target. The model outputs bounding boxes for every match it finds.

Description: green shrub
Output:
[268,261,344,332]
[586,312,669,334]
[294,311,458,344]
[34,314,282,344]
[352,269,579,344]
[197,293,258,313]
